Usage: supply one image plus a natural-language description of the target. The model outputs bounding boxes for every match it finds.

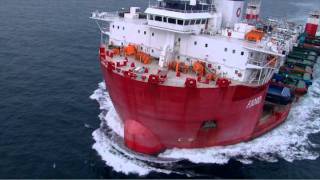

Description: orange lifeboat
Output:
[168,61,190,74]
[124,45,137,56]
[135,51,152,64]
[245,30,265,42]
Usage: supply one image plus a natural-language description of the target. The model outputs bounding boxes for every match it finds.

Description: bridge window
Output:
[177,19,184,25]
[163,17,167,22]
[196,19,201,24]
[155,16,162,21]
[201,19,207,24]
[190,20,196,25]
[168,18,176,24]
[149,15,154,20]
[184,20,190,25]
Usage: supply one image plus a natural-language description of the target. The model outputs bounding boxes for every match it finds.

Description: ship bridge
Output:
[145,0,215,34]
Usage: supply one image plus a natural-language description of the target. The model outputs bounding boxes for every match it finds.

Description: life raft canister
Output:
[216,78,231,88]
[185,78,197,88]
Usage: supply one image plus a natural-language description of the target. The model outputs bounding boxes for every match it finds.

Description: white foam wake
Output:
[90,63,320,175]
[90,83,175,176]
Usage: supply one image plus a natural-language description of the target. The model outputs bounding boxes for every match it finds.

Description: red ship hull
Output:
[100,61,290,155]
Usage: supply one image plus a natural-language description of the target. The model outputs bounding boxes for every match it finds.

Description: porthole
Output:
[224,48,228,52]
[194,41,197,45]
[241,51,244,56]
[233,50,236,54]
[152,32,154,36]
[205,43,208,48]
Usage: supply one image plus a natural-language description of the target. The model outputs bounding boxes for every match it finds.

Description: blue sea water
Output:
[1,0,320,178]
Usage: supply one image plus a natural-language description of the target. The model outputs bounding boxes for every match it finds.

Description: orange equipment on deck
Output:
[245,30,265,42]
[168,61,190,74]
[135,51,152,64]
[206,73,217,81]
[112,48,121,56]
[124,45,137,56]
[193,61,206,76]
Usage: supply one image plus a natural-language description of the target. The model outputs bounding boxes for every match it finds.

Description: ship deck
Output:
[105,53,256,88]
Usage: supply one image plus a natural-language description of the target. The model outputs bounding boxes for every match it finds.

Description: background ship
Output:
[91,0,320,155]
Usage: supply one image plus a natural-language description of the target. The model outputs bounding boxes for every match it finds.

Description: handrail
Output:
[149,5,212,13]
[91,11,119,20]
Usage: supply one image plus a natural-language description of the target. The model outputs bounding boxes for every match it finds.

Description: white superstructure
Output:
[91,0,301,85]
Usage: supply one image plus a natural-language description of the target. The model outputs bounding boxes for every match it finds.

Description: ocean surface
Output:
[1,0,320,178]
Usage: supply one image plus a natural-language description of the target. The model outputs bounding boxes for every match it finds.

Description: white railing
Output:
[149,4,213,13]
[91,11,119,21]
